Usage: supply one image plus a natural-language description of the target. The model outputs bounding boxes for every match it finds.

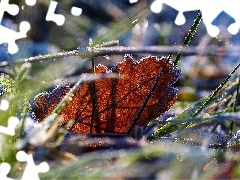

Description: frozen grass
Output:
[1,5,240,180]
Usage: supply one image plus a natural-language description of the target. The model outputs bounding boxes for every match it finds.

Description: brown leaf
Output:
[33,55,181,134]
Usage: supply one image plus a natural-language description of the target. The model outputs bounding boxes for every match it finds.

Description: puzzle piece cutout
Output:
[0,151,49,180]
[0,0,31,54]
[0,0,239,54]
[151,0,240,37]
[0,21,30,54]
[25,0,36,6]
[71,6,82,16]
[0,116,19,136]
[0,0,19,20]
[0,115,49,179]
[46,0,65,26]
[0,162,15,180]
[129,0,139,4]
[16,151,50,180]
[0,99,9,111]
[46,0,82,25]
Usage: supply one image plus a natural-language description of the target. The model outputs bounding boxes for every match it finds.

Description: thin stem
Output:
[1,45,238,67]
[192,62,240,117]
[230,72,240,135]
[126,58,170,134]
[89,39,96,133]
[174,10,202,66]
[233,73,240,112]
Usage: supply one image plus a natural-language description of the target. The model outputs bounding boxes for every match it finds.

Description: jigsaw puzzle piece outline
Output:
[0,116,19,136]
[71,6,82,16]
[151,0,202,25]
[0,0,31,54]
[222,0,240,35]
[151,0,240,37]
[0,21,30,54]
[0,162,16,180]
[0,99,9,111]
[0,0,19,22]
[46,0,65,26]
[16,151,49,180]
[25,0,36,6]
